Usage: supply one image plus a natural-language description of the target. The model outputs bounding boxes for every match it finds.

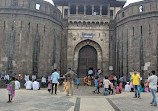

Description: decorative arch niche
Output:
[73,39,103,72]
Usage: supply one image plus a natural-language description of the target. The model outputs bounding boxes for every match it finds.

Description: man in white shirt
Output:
[32,74,36,81]
[15,80,21,90]
[4,74,9,84]
[25,74,29,82]
[41,76,46,88]
[125,82,131,92]
[103,76,110,96]
[24,80,33,90]
[148,70,157,106]
[33,79,40,90]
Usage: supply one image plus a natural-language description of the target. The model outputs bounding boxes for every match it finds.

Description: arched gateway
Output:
[73,40,103,77]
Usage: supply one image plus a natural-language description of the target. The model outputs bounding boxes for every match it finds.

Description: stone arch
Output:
[73,39,103,71]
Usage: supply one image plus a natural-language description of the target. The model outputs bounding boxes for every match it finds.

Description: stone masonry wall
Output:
[0,0,63,78]
[114,0,158,79]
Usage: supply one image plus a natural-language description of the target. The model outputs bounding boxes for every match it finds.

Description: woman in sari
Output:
[7,77,15,103]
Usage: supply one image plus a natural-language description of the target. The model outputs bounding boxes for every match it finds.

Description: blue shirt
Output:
[51,72,60,83]
[76,79,80,84]
[95,79,98,87]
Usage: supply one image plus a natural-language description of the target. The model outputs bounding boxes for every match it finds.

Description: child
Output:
[140,81,145,92]
[93,77,100,94]
[116,84,120,94]
[109,82,115,95]
[130,81,134,92]
[48,81,52,93]
[62,79,67,92]
[7,77,15,103]
[125,82,131,92]
[103,76,110,96]
[119,82,122,92]
[76,77,80,89]
[144,80,149,92]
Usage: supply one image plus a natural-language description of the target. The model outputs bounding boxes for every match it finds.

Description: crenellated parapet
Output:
[0,0,62,23]
[116,0,158,24]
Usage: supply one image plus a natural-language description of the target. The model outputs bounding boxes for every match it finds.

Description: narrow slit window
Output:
[122,12,125,17]
[78,5,84,14]
[102,6,108,15]
[64,9,68,16]
[141,26,143,36]
[70,5,76,14]
[133,27,134,36]
[86,5,92,15]
[110,10,113,18]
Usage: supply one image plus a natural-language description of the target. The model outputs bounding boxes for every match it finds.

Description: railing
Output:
[64,14,110,20]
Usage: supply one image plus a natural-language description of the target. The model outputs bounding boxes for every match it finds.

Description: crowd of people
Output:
[82,69,158,106]
[0,69,157,106]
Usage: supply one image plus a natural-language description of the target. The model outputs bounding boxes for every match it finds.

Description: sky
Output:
[44,0,144,7]
[44,0,54,5]
[124,0,144,7]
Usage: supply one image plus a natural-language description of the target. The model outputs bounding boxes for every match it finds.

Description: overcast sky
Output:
[124,0,143,7]
[44,0,144,7]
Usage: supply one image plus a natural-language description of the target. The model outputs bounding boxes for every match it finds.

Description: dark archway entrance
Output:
[77,45,97,77]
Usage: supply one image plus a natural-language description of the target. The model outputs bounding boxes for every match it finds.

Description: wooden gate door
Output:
[78,45,97,77]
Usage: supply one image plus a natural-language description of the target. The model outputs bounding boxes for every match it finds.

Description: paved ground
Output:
[0,86,158,111]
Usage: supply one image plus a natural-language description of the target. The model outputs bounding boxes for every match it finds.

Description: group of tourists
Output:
[1,68,157,107]
[92,73,122,96]
[90,69,157,106]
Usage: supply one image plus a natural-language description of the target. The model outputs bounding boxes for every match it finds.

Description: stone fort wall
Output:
[0,0,63,77]
[114,0,158,79]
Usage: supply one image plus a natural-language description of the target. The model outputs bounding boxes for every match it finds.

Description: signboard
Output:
[82,33,94,38]
[1,57,8,62]
[109,66,113,71]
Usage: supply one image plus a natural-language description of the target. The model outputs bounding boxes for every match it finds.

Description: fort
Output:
[0,0,157,79]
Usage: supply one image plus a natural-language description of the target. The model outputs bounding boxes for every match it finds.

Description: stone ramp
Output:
[79,97,115,111]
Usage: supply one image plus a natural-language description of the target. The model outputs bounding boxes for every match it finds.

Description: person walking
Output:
[41,76,46,88]
[148,70,157,106]
[4,74,9,84]
[93,77,100,94]
[76,77,80,89]
[103,76,110,96]
[15,79,20,90]
[0,73,1,81]
[64,68,77,96]
[7,77,15,103]
[131,70,141,98]
[51,69,60,95]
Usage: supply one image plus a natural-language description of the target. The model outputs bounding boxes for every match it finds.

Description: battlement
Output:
[0,0,61,21]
